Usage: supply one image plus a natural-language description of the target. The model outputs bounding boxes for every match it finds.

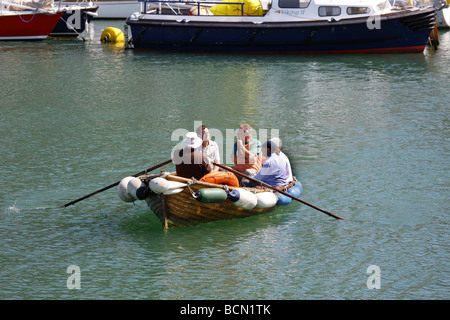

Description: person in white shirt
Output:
[241,140,289,187]
[270,137,293,183]
[196,125,221,171]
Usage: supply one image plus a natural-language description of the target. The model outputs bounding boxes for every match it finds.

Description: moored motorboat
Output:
[0,0,64,40]
[117,171,303,228]
[125,0,437,53]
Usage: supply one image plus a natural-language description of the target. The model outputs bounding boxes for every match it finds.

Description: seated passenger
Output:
[241,140,289,187]
[231,123,264,177]
[196,125,221,172]
[172,132,212,180]
[270,137,293,183]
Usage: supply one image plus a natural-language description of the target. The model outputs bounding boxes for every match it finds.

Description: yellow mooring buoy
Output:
[101,27,125,43]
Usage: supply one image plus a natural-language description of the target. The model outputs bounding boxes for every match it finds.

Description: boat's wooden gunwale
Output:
[141,173,275,192]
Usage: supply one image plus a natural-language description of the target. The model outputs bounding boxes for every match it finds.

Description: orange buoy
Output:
[199,171,239,187]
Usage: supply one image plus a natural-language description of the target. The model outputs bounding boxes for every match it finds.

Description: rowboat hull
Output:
[137,174,290,228]
[126,7,436,53]
[145,183,278,228]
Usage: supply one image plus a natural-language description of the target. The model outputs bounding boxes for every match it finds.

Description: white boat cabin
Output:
[134,0,401,22]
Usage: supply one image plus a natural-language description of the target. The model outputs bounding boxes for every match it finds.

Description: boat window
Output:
[318,6,341,17]
[278,0,311,9]
[347,7,370,15]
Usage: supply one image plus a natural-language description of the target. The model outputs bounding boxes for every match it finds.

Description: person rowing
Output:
[172,132,212,180]
[240,140,290,188]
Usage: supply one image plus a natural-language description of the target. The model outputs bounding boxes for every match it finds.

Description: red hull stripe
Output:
[135,45,426,54]
[297,46,427,54]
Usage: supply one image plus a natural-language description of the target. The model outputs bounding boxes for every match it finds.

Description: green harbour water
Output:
[0,20,449,300]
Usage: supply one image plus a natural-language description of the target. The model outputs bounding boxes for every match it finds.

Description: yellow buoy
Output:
[101,27,124,43]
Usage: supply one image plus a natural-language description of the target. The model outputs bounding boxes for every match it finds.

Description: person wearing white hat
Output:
[182,131,203,149]
[173,132,212,180]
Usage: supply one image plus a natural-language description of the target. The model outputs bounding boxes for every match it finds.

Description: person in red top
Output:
[172,132,212,180]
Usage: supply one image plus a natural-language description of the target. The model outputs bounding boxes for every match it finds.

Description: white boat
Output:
[60,0,138,18]
[435,0,449,27]
[94,0,138,18]
[126,0,437,53]
[398,0,450,28]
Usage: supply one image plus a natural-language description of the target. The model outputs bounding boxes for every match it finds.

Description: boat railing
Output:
[138,0,246,16]
[55,0,98,10]
[390,0,439,8]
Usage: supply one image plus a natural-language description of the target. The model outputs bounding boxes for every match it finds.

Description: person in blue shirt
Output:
[240,140,289,187]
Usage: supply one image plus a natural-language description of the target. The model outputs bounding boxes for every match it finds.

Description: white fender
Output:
[127,177,148,200]
[149,177,186,195]
[229,188,257,210]
[118,177,135,202]
[255,192,278,208]
[161,188,185,195]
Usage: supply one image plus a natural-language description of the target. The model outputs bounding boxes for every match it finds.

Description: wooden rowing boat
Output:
[118,172,301,228]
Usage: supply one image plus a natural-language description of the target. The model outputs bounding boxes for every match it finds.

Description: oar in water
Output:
[213,162,344,221]
[60,159,172,208]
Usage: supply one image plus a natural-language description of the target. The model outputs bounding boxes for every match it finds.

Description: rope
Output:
[186,178,198,198]
[57,13,87,41]
[17,0,48,23]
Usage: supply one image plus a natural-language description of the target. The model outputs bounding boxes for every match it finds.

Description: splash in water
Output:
[8,198,20,213]
[6,198,59,213]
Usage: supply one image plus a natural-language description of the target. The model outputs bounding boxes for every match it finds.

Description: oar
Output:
[213,162,344,220]
[60,159,172,208]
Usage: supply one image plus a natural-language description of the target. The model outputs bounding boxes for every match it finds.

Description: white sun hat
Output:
[182,132,203,149]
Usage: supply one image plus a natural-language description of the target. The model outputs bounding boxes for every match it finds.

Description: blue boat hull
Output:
[50,6,99,37]
[127,8,436,53]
